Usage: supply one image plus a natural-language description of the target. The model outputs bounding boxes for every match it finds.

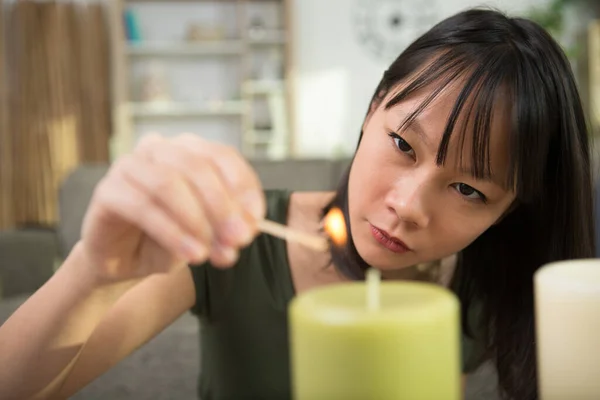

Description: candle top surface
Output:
[536,259,600,294]
[291,281,458,324]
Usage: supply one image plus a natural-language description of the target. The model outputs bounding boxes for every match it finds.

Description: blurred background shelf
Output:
[242,79,285,94]
[128,101,247,118]
[247,30,287,45]
[127,41,245,56]
[247,128,276,141]
[124,0,283,2]
[112,0,293,160]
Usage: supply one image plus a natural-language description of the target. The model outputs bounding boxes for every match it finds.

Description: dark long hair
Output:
[325,8,595,400]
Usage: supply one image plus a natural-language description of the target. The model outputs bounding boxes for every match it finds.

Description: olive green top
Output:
[189,190,484,400]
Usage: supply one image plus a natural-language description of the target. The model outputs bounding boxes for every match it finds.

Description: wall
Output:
[290,0,551,158]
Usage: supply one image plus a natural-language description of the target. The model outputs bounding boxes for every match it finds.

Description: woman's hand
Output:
[79,133,265,282]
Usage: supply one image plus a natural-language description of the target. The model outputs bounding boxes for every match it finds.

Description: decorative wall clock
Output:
[353,0,439,62]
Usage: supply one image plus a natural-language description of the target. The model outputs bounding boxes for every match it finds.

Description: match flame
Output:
[324,207,347,246]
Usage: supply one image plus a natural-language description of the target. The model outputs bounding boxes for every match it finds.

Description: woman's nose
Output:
[384,176,431,229]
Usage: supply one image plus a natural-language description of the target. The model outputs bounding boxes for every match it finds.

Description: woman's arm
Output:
[0,243,196,399]
[0,133,267,399]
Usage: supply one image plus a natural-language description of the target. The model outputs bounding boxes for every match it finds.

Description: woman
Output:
[0,8,594,400]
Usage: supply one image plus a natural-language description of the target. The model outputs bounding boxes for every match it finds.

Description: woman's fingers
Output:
[94,133,266,269]
[173,134,266,222]
[82,133,268,278]
[116,154,214,248]
[124,134,265,268]
[93,169,208,265]
[209,242,240,268]
[137,135,262,248]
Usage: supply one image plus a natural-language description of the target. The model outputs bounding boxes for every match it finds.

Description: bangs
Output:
[383,47,547,201]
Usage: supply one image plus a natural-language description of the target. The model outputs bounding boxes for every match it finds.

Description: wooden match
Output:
[257,219,329,252]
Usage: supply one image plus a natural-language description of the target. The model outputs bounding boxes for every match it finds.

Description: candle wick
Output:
[366,268,381,312]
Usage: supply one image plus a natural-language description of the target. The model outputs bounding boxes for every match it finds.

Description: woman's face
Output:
[348,83,517,271]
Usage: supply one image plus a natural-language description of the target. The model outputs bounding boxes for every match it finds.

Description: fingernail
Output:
[242,191,265,221]
[224,214,252,243]
[214,242,238,264]
[181,236,208,261]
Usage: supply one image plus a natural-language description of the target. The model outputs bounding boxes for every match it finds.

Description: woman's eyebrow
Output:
[457,166,503,187]
[393,111,508,189]
[394,112,435,151]
[459,163,513,191]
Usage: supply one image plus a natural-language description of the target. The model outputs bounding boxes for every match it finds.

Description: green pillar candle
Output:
[289,271,461,400]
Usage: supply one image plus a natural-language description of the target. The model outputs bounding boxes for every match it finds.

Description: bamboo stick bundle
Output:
[23,1,69,226]
[90,1,111,163]
[7,1,24,227]
[28,1,48,225]
[11,1,36,225]
[2,0,112,227]
[7,1,21,225]
[27,1,40,224]
[69,2,86,162]
[0,0,14,230]
[9,0,71,227]
[44,1,80,226]
[76,2,95,162]
[50,2,78,185]
[78,2,111,163]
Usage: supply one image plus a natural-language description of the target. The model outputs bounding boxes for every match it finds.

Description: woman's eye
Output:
[452,183,486,202]
[388,132,415,157]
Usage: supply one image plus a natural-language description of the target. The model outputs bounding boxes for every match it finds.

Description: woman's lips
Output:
[370,225,411,254]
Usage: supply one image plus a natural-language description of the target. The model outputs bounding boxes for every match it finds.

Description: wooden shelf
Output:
[111,0,293,159]
[127,41,244,56]
[242,80,284,94]
[125,0,281,3]
[245,129,274,144]
[126,36,287,58]
[128,101,247,118]
[248,31,287,46]
[125,0,243,3]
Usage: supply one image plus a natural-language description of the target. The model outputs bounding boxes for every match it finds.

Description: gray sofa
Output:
[0,229,58,298]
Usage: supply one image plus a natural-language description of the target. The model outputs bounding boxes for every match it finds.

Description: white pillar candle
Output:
[535,259,600,400]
